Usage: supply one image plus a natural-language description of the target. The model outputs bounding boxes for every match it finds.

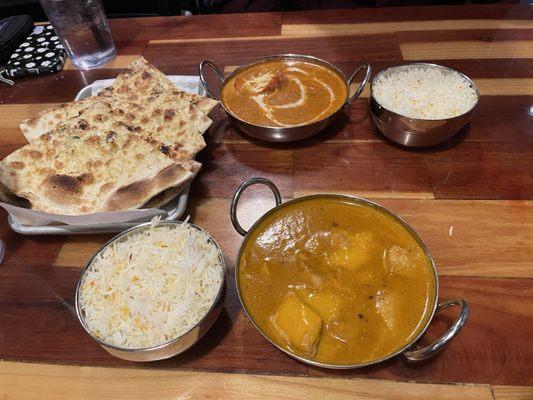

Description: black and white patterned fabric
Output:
[4,25,66,78]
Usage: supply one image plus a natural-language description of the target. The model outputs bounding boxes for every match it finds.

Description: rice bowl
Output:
[75,219,225,361]
[372,63,478,120]
[369,63,479,147]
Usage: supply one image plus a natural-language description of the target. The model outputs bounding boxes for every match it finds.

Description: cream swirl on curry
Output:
[221,60,347,127]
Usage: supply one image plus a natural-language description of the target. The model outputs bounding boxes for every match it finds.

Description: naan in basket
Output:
[20,57,218,143]
[98,57,218,115]
[49,95,209,160]
[0,126,200,215]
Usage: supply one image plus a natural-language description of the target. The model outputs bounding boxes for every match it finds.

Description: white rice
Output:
[78,219,223,349]
[372,65,478,120]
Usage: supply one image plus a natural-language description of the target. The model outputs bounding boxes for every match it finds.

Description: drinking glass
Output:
[38,0,116,69]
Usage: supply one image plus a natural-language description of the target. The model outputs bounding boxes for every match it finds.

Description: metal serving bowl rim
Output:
[74,220,226,354]
[234,193,439,369]
[370,62,480,123]
[218,53,350,129]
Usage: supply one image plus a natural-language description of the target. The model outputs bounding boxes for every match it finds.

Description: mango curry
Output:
[238,197,436,365]
[221,60,347,127]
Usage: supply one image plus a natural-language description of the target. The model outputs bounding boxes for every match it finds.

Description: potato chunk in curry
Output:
[271,292,322,357]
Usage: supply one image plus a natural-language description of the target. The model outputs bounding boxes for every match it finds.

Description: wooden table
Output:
[1,4,532,399]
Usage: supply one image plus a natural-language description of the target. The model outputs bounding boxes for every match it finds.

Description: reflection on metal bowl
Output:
[199,54,371,143]
[230,177,469,369]
[369,63,480,147]
[75,221,226,362]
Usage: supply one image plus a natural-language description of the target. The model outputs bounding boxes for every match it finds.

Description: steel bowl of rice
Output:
[75,219,225,362]
[369,63,479,147]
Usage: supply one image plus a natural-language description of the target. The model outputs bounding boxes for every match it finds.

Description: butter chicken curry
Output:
[221,60,347,127]
[238,197,436,365]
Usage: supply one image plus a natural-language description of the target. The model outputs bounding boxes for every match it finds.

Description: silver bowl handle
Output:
[403,298,469,361]
[230,178,282,236]
[344,63,372,109]
[198,60,224,100]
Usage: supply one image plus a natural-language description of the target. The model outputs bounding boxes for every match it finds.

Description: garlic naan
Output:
[0,127,200,215]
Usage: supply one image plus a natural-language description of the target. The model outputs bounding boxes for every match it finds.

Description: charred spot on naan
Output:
[9,161,25,169]
[164,109,175,121]
[101,163,198,212]
[41,174,84,204]
[77,119,90,130]
[29,150,42,159]
[0,182,30,208]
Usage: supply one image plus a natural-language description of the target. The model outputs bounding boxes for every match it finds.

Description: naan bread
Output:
[0,182,30,208]
[142,182,188,209]
[0,127,200,215]
[50,95,208,160]
[98,57,218,112]
[20,57,218,143]
[6,57,215,216]
[20,96,104,143]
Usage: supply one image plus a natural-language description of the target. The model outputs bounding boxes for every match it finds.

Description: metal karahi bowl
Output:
[229,178,469,369]
[369,63,480,147]
[199,54,371,142]
[75,221,226,362]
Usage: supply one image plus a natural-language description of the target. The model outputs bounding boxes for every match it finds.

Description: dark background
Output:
[0,0,523,20]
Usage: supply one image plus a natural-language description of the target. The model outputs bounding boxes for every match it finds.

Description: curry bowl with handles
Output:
[229,178,469,369]
[199,54,371,142]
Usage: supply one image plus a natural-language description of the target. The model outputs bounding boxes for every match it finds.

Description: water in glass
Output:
[39,0,116,69]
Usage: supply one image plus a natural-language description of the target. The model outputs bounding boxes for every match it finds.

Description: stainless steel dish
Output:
[230,177,469,369]
[199,54,371,142]
[75,221,226,362]
[369,63,480,147]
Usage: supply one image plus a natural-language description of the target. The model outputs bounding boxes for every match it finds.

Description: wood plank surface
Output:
[143,33,402,67]
[64,55,140,70]
[0,361,494,400]
[492,386,533,400]
[282,20,533,37]
[424,141,533,200]
[282,4,533,24]
[401,41,533,60]
[293,142,435,197]
[0,261,531,384]
[51,197,533,278]
[108,13,282,41]
[0,3,532,396]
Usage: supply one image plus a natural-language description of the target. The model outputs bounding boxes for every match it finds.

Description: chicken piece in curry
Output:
[238,197,436,365]
[221,60,347,127]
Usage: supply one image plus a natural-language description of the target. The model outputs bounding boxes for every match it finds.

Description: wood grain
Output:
[492,386,533,400]
[51,197,533,278]
[282,20,533,37]
[424,142,533,200]
[53,235,113,268]
[473,79,533,96]
[0,103,60,145]
[375,199,533,278]
[64,55,140,70]
[401,41,533,61]
[293,142,434,197]
[0,361,494,400]
[282,4,533,24]
[108,13,282,41]
[0,69,121,104]
[192,141,294,198]
[397,29,533,43]
[143,33,402,67]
